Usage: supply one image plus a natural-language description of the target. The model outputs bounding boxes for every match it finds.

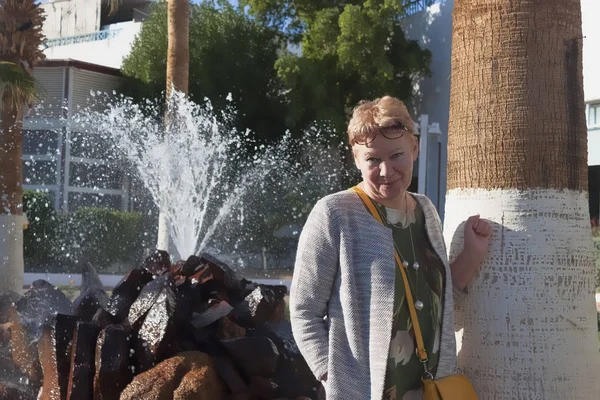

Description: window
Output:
[69,161,122,190]
[23,130,60,156]
[23,160,59,185]
[587,102,600,128]
[70,131,116,159]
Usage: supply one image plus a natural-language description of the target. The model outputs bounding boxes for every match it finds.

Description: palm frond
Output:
[0,0,47,67]
[0,61,38,108]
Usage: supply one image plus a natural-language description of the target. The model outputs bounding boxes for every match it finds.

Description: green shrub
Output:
[23,191,60,264]
[23,190,155,272]
[62,207,146,268]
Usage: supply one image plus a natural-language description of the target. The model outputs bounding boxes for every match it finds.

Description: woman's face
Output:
[353,132,418,204]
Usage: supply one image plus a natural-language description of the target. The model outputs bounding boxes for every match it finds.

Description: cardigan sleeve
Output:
[289,199,339,381]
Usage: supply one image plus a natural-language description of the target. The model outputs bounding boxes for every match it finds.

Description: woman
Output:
[290,96,492,400]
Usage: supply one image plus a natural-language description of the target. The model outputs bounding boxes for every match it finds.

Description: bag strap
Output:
[350,186,429,365]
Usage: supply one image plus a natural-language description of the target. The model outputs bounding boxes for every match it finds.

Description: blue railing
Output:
[45,29,122,48]
[404,0,440,16]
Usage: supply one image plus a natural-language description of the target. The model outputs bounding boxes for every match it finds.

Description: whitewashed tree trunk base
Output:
[444,188,600,400]
[157,211,170,252]
[0,214,26,293]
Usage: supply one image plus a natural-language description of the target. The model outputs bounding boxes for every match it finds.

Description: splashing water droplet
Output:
[71,90,343,261]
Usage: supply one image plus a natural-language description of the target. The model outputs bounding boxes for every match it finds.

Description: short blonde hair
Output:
[347,96,415,146]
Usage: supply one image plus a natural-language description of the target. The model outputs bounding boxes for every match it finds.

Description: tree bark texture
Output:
[158,0,191,255]
[447,0,587,191]
[166,0,190,96]
[445,1,600,399]
[0,89,24,216]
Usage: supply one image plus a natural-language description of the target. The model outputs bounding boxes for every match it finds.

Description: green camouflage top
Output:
[373,201,446,400]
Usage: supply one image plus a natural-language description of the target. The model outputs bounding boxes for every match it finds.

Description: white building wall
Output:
[21,64,126,211]
[590,133,600,166]
[23,66,68,209]
[404,0,600,202]
[582,0,600,167]
[582,0,600,103]
[30,67,66,118]
[41,0,102,39]
[43,21,142,69]
[71,68,122,111]
[403,0,453,217]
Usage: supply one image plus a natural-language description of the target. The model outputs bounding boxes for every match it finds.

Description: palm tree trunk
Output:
[157,0,190,257]
[0,89,25,293]
[444,0,600,398]
[166,0,190,96]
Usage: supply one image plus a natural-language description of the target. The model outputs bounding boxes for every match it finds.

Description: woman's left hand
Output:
[463,215,493,262]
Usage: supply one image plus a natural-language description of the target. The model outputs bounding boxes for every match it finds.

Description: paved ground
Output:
[23,272,292,291]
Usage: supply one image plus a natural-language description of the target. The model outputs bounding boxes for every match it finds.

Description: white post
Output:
[121,174,130,212]
[55,129,63,210]
[417,114,429,194]
[62,67,73,212]
[62,129,71,211]
[262,246,268,271]
[157,212,170,251]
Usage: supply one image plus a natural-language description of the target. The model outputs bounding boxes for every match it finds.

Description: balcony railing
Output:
[45,29,123,48]
[404,0,439,16]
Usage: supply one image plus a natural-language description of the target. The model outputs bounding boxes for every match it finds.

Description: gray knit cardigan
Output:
[290,190,457,399]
